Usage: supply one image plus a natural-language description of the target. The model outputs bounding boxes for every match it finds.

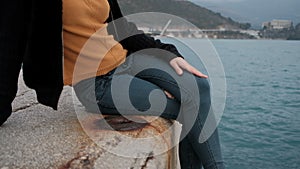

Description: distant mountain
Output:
[118,0,251,29]
[190,0,300,29]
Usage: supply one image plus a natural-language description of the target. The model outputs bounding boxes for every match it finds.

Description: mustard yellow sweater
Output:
[63,0,127,85]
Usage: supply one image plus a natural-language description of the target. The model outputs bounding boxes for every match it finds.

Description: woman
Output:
[0,0,224,168]
[63,0,224,168]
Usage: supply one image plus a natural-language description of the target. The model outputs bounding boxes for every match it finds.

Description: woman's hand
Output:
[169,57,208,78]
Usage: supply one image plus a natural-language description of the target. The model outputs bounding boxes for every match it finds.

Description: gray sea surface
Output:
[161,38,300,169]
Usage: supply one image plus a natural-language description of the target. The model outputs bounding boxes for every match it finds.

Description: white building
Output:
[262,20,293,30]
[271,20,293,29]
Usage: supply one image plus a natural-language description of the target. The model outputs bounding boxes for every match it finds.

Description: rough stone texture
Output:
[61,114,181,169]
[0,73,181,169]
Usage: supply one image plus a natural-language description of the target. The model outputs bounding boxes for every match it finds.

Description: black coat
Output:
[0,0,182,110]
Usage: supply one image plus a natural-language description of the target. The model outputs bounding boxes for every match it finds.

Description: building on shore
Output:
[262,20,293,30]
[260,20,296,39]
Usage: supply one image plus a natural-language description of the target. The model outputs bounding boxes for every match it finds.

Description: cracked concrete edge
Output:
[12,102,39,112]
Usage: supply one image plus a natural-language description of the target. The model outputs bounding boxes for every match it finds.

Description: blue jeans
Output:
[74,53,225,169]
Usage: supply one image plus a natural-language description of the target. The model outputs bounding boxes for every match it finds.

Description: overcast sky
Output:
[190,0,300,28]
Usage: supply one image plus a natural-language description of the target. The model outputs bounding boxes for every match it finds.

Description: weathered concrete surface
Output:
[64,114,181,169]
[0,74,92,169]
[0,73,181,169]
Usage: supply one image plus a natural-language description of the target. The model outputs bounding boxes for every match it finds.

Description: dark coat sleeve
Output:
[23,0,63,110]
[106,0,183,59]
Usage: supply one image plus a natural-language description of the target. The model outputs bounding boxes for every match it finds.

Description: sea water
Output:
[162,38,300,169]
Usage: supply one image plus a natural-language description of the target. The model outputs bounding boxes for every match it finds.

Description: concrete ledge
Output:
[0,73,181,169]
[60,115,181,169]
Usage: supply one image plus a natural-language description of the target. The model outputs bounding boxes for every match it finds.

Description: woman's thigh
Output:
[126,53,208,104]
[75,53,209,121]
[96,73,180,120]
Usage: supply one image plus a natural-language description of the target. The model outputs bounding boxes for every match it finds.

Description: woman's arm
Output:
[107,0,207,78]
[106,0,182,59]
